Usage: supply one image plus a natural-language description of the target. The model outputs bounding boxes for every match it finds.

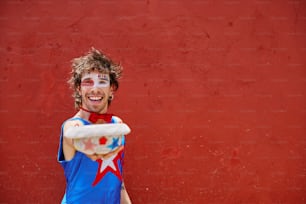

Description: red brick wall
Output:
[1,1,306,203]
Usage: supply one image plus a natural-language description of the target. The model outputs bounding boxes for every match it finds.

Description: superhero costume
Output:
[57,117,125,204]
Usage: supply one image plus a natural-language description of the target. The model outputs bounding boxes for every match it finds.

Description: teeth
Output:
[89,96,102,101]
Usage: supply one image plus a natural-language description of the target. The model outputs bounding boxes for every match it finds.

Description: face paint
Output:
[81,72,110,89]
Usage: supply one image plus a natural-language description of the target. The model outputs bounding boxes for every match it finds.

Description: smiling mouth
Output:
[88,96,103,102]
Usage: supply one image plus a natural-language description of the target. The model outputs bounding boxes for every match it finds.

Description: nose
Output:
[90,86,104,95]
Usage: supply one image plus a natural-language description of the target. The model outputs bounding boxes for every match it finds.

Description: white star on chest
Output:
[99,154,117,173]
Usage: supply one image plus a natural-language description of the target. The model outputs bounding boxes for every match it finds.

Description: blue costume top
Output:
[57,117,125,204]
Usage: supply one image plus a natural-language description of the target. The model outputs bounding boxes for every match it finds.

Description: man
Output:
[57,48,132,204]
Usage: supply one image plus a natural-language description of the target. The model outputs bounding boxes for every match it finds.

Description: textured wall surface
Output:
[0,1,306,203]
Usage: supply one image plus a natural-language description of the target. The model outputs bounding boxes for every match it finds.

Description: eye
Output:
[99,80,109,85]
[81,79,94,87]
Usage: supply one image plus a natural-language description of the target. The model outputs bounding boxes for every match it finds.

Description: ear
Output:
[110,85,115,95]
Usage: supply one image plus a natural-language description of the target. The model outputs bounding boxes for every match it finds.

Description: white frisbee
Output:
[64,123,131,155]
[65,123,131,139]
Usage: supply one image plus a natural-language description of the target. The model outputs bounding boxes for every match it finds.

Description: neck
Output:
[79,106,96,114]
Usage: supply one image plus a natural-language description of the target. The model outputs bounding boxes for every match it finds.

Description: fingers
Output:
[86,145,124,161]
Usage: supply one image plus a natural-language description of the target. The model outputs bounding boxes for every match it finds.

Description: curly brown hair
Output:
[68,48,123,109]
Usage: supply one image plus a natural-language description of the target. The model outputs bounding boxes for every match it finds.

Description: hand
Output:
[86,145,124,161]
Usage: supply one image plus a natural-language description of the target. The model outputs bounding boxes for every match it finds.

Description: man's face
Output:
[79,70,112,113]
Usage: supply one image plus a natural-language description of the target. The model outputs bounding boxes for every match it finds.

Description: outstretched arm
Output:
[62,120,85,161]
